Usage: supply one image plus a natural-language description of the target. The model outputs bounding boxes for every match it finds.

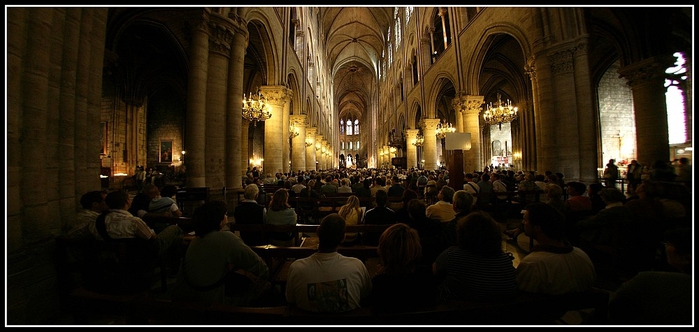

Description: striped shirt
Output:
[434,246,518,303]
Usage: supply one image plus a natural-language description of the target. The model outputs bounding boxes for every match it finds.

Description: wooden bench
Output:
[226,223,394,247]
[289,196,374,223]
[120,287,611,325]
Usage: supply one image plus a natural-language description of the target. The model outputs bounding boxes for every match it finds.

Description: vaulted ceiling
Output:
[320,7,393,121]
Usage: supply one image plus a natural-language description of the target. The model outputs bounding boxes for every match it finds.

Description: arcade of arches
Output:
[6,6,692,324]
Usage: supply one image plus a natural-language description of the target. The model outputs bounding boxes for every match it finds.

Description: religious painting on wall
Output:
[160,139,173,163]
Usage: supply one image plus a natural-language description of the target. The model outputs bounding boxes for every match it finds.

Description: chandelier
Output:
[483,92,518,129]
[435,121,455,139]
[412,133,424,147]
[242,89,272,125]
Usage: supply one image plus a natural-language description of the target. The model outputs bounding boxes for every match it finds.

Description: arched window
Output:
[349,141,353,150]
[346,120,353,135]
[394,8,401,52]
[354,119,359,135]
[340,120,344,135]
[356,141,360,150]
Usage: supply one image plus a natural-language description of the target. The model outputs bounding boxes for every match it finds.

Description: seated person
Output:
[405,199,443,268]
[575,187,632,248]
[93,190,184,277]
[65,190,109,239]
[174,200,270,306]
[232,184,267,246]
[425,186,456,222]
[433,212,518,303]
[147,184,183,232]
[264,189,298,246]
[362,189,397,246]
[285,214,372,312]
[364,223,437,312]
[516,203,596,295]
[609,227,692,325]
[337,195,364,246]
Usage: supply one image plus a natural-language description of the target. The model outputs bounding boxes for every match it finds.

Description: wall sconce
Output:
[289,122,300,139]
[389,147,397,154]
[305,138,313,147]
[315,142,321,149]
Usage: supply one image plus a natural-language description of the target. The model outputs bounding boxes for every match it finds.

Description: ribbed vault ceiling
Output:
[321,7,393,121]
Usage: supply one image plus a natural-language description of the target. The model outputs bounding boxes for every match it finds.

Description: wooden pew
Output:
[126,287,610,325]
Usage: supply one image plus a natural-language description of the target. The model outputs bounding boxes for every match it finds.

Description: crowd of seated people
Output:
[62,163,692,324]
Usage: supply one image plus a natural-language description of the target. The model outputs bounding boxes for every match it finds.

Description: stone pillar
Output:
[315,135,324,171]
[524,64,539,172]
[422,118,441,170]
[185,13,210,187]
[226,13,247,190]
[262,85,291,176]
[18,7,53,243]
[240,119,250,183]
[282,99,291,173]
[405,129,419,169]
[463,95,484,173]
[618,56,675,167]
[290,114,307,172]
[305,127,316,171]
[572,41,600,184]
[321,142,329,170]
[205,13,234,190]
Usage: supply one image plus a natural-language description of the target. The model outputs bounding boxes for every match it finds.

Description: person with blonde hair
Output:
[337,195,363,245]
[364,223,437,312]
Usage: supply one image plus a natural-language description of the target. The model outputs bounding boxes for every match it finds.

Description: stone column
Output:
[315,135,324,171]
[205,13,234,190]
[17,7,53,243]
[422,118,441,170]
[262,85,291,176]
[463,95,484,173]
[282,100,291,173]
[321,142,329,170]
[240,119,250,183]
[185,12,211,187]
[290,114,307,172]
[405,129,419,169]
[226,13,247,190]
[618,56,675,166]
[572,41,600,184]
[305,127,317,171]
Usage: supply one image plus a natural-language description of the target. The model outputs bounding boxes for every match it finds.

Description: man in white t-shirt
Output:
[285,213,372,312]
[516,203,596,295]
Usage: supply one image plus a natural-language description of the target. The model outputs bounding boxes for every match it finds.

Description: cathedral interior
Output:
[5,6,693,325]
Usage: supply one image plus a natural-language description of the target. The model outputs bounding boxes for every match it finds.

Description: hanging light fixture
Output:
[435,121,455,139]
[412,132,424,147]
[242,88,271,126]
[483,92,518,130]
